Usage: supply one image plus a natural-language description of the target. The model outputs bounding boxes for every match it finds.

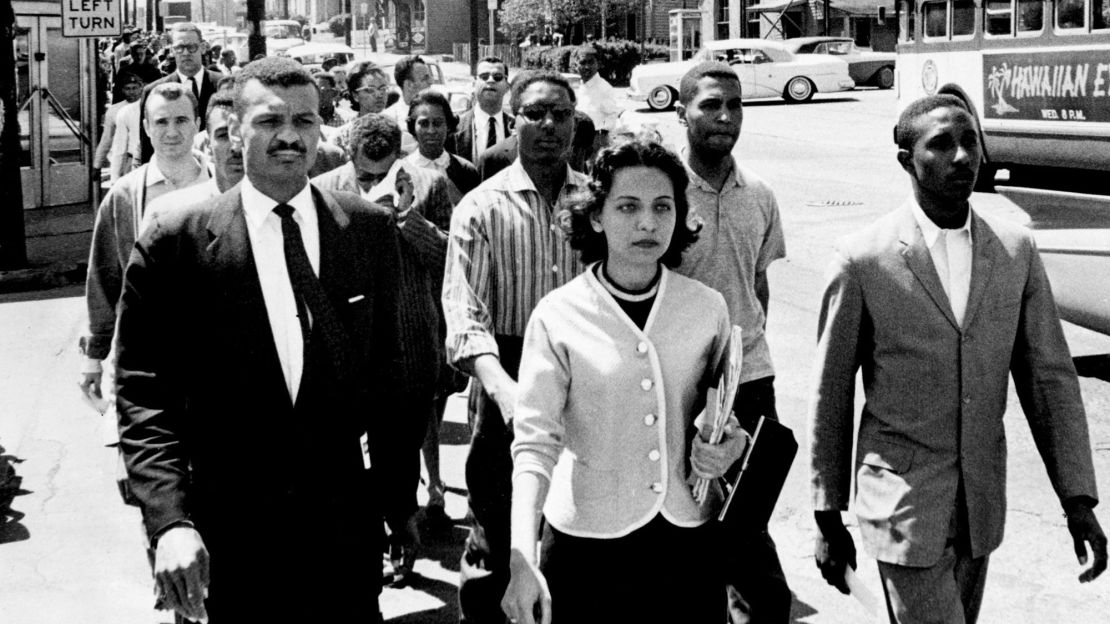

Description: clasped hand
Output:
[153,526,210,622]
[690,421,748,480]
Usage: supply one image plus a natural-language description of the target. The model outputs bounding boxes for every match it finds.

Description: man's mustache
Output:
[267,140,307,155]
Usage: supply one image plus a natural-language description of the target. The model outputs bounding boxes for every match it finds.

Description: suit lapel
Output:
[205,186,293,408]
[311,186,356,388]
[960,211,997,330]
[898,206,960,330]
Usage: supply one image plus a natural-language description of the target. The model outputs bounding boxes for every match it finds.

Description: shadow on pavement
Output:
[0,283,84,304]
[790,594,819,622]
[0,443,31,545]
[1074,354,1110,382]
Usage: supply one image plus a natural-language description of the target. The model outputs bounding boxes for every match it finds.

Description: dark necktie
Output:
[188,76,199,100]
[486,116,497,150]
[273,204,347,377]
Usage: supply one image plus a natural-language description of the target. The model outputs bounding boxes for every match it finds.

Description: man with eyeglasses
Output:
[138,22,222,164]
[450,56,514,165]
[443,70,588,624]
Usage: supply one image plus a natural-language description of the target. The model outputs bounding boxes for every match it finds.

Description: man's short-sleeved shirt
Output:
[677,157,786,383]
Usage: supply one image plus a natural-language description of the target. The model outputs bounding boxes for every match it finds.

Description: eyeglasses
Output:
[171,43,201,54]
[519,106,574,123]
[477,72,505,83]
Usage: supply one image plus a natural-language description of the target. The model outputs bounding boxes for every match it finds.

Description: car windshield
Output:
[264,24,301,39]
[816,41,853,54]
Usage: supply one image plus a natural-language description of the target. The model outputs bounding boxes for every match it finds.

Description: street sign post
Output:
[62,0,122,38]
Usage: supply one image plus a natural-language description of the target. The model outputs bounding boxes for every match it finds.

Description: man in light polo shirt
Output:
[674,61,791,624]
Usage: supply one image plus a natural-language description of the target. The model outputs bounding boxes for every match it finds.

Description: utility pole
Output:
[345,0,352,46]
[248,0,266,60]
[469,0,479,73]
[0,0,27,269]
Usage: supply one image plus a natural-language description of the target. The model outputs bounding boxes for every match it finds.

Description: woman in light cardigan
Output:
[502,141,748,624]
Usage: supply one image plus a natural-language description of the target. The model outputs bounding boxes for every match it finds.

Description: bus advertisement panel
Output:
[984,49,1110,122]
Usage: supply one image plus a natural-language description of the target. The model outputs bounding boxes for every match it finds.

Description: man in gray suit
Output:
[809,94,1106,624]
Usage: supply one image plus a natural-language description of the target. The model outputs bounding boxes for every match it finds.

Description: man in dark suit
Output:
[115,56,407,623]
[451,56,514,165]
[138,22,223,163]
[810,94,1106,623]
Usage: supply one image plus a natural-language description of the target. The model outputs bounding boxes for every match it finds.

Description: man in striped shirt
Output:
[443,70,588,624]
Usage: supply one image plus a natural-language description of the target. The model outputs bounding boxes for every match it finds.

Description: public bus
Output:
[895,0,1110,178]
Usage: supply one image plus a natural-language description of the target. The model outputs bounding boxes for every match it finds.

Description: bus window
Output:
[1096,0,1110,28]
[953,0,977,34]
[925,0,949,37]
[1056,0,1086,28]
[986,0,1014,34]
[899,0,917,42]
[1018,0,1045,31]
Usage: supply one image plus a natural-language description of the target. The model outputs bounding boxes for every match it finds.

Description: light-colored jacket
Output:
[810,202,1098,567]
[512,266,732,538]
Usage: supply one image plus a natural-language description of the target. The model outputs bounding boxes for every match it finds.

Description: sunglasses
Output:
[171,43,201,54]
[477,72,506,82]
[519,106,574,123]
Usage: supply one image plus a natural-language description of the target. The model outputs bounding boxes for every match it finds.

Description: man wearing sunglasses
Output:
[138,22,222,163]
[450,57,514,164]
[444,70,588,624]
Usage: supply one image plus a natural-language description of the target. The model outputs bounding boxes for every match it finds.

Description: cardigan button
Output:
[640,379,653,391]
[637,342,648,354]
[648,449,661,461]
[644,414,656,426]
[650,482,663,493]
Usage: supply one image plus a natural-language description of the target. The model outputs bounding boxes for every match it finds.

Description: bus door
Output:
[16,12,95,210]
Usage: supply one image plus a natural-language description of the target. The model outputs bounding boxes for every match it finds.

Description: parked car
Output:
[781,37,896,89]
[282,43,356,71]
[629,38,855,110]
[262,20,306,56]
[205,31,248,67]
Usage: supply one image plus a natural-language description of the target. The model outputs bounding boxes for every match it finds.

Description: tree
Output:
[498,0,639,43]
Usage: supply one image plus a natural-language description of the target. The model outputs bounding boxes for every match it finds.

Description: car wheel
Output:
[783,77,814,103]
[647,85,676,111]
[875,66,895,89]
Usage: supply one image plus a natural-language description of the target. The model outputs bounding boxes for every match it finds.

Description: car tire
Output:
[875,66,895,89]
[783,77,815,103]
[647,85,677,111]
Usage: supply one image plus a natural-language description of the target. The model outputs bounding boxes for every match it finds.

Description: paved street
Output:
[1,88,1108,622]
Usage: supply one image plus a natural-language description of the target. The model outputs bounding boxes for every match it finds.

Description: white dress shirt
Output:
[241,178,319,402]
[176,70,201,99]
[405,149,450,172]
[575,74,622,133]
[911,200,973,326]
[472,107,507,161]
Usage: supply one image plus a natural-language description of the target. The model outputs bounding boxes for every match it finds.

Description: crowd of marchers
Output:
[78,20,1106,624]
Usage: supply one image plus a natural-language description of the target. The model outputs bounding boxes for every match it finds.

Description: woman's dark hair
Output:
[345,60,387,112]
[407,89,458,134]
[560,140,697,268]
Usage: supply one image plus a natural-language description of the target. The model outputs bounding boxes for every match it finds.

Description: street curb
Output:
[0,263,87,295]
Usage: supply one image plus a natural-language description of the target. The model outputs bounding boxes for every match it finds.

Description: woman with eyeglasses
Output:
[333,61,391,156]
[500,140,748,624]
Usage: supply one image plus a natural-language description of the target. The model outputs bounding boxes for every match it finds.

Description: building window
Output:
[717,1,730,39]
[413,0,425,24]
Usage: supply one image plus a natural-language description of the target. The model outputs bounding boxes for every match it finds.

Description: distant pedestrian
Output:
[571,46,621,156]
[449,56,513,165]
